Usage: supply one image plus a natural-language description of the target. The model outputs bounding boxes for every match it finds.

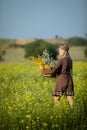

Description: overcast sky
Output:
[0,0,87,39]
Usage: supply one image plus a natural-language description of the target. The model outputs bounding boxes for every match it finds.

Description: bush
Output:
[84,46,87,57]
[68,37,87,46]
[24,39,57,59]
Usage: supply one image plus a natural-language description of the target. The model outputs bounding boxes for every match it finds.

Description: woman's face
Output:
[59,48,66,56]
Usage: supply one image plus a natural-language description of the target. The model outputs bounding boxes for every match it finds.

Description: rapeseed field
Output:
[0,61,87,130]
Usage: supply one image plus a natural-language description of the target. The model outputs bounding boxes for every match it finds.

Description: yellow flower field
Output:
[0,61,87,130]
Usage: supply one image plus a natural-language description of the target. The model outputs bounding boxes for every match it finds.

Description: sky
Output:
[0,0,87,39]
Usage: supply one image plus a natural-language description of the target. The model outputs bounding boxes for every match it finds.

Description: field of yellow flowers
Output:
[0,61,87,130]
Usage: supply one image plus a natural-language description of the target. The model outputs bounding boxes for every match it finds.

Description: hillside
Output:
[69,46,86,60]
[14,38,67,45]
[3,47,27,62]
[1,46,86,63]
[0,38,87,62]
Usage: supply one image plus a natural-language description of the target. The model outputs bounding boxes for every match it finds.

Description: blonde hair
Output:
[59,43,69,51]
[58,43,70,59]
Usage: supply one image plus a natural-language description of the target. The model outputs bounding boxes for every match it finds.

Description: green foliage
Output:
[68,37,87,46]
[24,39,57,59]
[84,46,87,57]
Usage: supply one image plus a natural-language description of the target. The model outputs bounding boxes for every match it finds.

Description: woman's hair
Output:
[58,43,70,59]
[59,43,69,52]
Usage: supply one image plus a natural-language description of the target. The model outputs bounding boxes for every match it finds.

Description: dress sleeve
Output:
[42,59,62,77]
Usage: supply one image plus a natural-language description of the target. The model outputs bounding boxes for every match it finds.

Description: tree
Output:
[68,37,87,46]
[24,39,57,59]
[84,46,87,58]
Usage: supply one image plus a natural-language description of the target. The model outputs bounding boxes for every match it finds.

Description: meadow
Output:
[0,61,87,130]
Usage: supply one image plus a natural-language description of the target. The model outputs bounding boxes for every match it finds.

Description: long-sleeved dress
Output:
[42,56,74,96]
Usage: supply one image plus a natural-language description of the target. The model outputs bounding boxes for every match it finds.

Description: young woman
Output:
[41,44,74,108]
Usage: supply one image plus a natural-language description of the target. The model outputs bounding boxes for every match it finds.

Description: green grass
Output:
[0,61,87,130]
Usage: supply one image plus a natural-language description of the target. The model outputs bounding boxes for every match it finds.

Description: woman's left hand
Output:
[41,69,52,77]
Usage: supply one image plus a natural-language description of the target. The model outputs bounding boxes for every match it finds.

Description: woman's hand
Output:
[41,69,52,77]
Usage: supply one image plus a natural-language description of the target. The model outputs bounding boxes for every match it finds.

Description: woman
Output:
[41,44,74,108]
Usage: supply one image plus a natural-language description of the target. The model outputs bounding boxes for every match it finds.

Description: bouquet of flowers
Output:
[29,49,55,71]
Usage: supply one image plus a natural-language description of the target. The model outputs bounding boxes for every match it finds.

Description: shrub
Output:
[84,46,87,57]
[68,37,87,46]
[24,39,57,59]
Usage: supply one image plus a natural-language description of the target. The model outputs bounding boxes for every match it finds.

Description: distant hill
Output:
[3,47,26,62]
[1,45,87,63]
[15,38,36,45]
[44,38,67,44]
[0,38,87,62]
[0,38,67,52]
[14,38,67,45]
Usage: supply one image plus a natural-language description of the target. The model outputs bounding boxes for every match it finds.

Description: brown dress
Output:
[42,56,74,96]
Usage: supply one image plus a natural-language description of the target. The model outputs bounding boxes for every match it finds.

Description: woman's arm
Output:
[41,59,62,77]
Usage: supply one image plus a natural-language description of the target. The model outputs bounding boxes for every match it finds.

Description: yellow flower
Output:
[19,120,24,124]
[26,126,29,129]
[44,65,50,70]
[26,114,31,119]
[43,122,48,127]
[29,56,51,70]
